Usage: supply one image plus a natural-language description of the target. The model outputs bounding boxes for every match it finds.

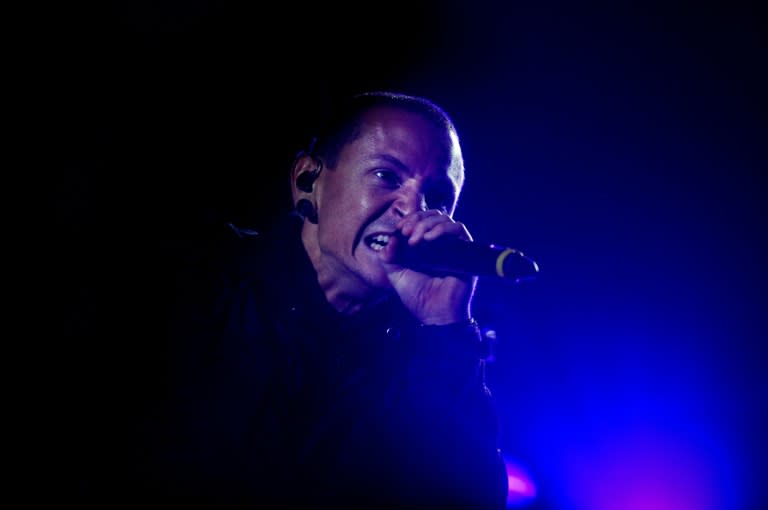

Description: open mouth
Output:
[364,233,392,252]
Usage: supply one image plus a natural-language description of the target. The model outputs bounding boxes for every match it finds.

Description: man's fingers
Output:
[397,210,472,245]
[422,221,472,242]
[397,210,444,238]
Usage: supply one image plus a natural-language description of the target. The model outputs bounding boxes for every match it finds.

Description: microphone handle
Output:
[397,238,539,282]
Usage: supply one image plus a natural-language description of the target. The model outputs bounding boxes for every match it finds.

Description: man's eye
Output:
[374,170,401,188]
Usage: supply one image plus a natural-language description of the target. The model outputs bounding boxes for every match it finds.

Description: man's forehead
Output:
[357,107,462,161]
[446,128,465,189]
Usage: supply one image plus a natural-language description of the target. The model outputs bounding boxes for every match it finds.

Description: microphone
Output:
[395,237,540,283]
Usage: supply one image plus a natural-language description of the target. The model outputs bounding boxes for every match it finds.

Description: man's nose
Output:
[393,187,427,217]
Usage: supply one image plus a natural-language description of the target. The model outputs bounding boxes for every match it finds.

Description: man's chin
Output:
[351,245,394,288]
[360,266,392,291]
[355,262,392,292]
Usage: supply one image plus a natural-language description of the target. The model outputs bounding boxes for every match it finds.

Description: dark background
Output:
[46,1,765,509]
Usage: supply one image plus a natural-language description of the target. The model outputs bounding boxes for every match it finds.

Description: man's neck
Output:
[301,228,386,316]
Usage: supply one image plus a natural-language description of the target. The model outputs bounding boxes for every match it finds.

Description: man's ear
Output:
[290,152,323,201]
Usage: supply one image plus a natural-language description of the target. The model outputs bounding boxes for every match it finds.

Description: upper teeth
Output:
[369,234,390,251]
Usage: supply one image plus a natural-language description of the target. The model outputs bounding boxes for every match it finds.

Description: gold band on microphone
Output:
[495,248,518,278]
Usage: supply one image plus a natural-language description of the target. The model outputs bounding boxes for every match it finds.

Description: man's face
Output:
[310,105,465,298]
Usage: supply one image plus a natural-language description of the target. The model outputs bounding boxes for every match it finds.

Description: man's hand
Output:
[379,210,477,325]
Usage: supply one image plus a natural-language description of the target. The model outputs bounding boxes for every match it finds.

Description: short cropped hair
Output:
[308,91,461,170]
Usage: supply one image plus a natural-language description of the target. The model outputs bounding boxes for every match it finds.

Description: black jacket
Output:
[90,214,508,509]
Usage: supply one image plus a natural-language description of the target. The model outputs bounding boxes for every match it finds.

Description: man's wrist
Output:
[415,317,489,362]
[420,317,479,330]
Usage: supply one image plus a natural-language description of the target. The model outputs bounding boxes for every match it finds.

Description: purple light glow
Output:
[504,457,537,507]
[562,428,719,510]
